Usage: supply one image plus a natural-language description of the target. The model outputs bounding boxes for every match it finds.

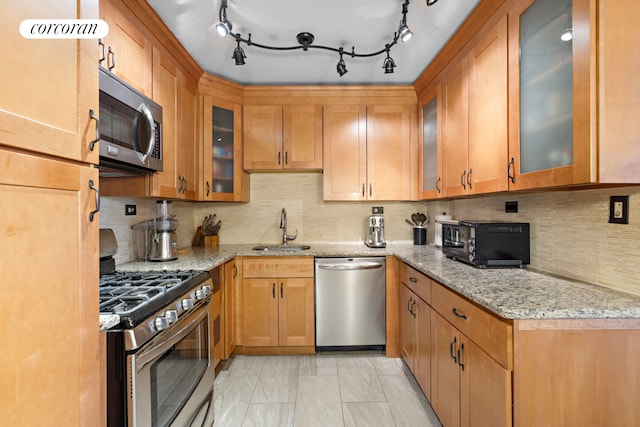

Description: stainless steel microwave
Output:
[98,67,162,177]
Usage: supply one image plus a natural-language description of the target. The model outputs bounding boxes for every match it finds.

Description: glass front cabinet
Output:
[200,96,250,201]
[418,85,442,200]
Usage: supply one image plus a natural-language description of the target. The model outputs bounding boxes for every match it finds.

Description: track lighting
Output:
[398,0,413,42]
[215,0,440,76]
[336,49,348,77]
[215,0,232,37]
[382,45,396,74]
[232,34,246,65]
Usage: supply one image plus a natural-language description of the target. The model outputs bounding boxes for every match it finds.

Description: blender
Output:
[132,200,179,261]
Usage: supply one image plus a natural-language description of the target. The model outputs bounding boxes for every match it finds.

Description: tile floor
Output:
[213,353,442,427]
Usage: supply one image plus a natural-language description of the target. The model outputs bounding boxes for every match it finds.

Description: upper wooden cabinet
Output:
[243,104,323,171]
[149,47,197,200]
[323,104,414,201]
[99,0,153,95]
[441,15,509,198]
[0,0,98,165]
[508,0,640,189]
[200,95,250,202]
[418,85,443,200]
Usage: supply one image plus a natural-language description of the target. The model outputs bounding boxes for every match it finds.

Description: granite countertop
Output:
[115,242,640,321]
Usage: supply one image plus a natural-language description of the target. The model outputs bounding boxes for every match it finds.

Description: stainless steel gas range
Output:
[100,230,215,427]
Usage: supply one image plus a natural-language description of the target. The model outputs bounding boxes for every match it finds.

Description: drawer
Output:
[398,262,431,304]
[432,281,513,369]
[242,257,314,278]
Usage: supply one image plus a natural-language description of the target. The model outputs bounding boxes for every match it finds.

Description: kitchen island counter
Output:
[116,243,640,320]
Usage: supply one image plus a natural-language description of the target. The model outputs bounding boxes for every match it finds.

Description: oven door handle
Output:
[134,300,210,372]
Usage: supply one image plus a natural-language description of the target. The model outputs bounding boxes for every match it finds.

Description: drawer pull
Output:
[409,276,418,283]
[452,307,467,320]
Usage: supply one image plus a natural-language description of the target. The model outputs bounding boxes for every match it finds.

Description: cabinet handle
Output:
[285,151,288,165]
[280,282,284,298]
[183,177,188,193]
[233,265,238,278]
[460,170,467,190]
[278,151,281,165]
[272,283,276,299]
[467,168,472,189]
[206,181,210,196]
[411,300,416,318]
[107,46,115,70]
[369,183,372,197]
[458,342,465,371]
[508,157,516,184]
[88,179,100,222]
[409,277,418,283]
[407,297,413,314]
[452,307,467,320]
[435,177,441,193]
[98,38,105,65]
[362,184,365,197]
[450,336,457,363]
[88,109,100,151]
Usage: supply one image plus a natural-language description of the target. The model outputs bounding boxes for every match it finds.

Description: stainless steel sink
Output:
[251,244,311,251]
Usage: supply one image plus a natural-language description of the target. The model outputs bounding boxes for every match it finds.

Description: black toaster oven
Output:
[442,220,530,268]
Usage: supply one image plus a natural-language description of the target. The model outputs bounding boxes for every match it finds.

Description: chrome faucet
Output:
[280,208,297,245]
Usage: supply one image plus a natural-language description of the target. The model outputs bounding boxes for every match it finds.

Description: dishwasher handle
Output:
[317,262,383,271]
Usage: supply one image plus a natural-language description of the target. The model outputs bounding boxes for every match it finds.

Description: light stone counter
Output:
[116,242,640,320]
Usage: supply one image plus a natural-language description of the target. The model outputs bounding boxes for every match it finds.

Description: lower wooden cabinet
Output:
[222,259,238,359]
[399,264,432,400]
[242,257,315,347]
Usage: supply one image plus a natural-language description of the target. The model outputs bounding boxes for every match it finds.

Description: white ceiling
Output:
[147,0,480,86]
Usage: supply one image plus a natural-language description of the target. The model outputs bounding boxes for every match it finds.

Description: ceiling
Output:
[147,0,480,86]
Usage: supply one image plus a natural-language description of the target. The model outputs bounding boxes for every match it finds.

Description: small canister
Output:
[413,226,427,245]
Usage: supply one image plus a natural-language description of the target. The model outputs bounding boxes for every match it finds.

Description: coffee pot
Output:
[365,207,386,248]
[132,200,178,261]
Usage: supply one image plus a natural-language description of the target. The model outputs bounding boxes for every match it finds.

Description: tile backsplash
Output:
[100,173,640,296]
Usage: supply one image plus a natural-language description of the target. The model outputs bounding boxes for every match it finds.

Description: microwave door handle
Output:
[136,103,156,164]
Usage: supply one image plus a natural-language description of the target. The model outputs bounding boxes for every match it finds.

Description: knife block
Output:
[204,235,219,247]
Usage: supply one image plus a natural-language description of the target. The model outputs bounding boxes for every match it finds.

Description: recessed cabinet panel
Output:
[519,0,573,174]
[212,105,235,194]
[421,96,440,197]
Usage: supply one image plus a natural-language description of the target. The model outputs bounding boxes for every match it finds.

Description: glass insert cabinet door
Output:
[211,105,235,195]
[421,96,440,196]
[519,0,573,174]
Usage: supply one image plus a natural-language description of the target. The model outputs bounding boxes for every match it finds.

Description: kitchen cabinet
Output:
[241,257,315,347]
[323,104,414,201]
[222,259,238,359]
[513,318,640,426]
[99,0,153,95]
[0,1,102,425]
[243,104,323,171]
[201,95,250,201]
[418,85,443,200]
[430,281,512,427]
[0,0,99,165]
[0,149,101,426]
[441,15,508,197]
[399,264,432,400]
[508,0,640,189]
[149,46,197,199]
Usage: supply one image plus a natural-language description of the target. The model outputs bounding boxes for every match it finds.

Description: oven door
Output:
[128,300,214,427]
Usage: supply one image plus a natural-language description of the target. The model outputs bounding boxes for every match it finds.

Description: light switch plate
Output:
[608,196,628,224]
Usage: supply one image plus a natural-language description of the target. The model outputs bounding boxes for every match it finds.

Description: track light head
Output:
[382,45,396,74]
[398,23,413,42]
[232,35,246,65]
[216,20,232,37]
[337,59,347,76]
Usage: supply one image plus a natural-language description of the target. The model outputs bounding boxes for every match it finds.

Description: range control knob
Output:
[195,285,211,300]
[155,316,169,331]
[165,309,178,324]
[469,252,475,262]
[181,298,194,310]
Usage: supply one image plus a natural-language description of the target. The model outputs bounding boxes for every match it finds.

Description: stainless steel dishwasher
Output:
[315,257,386,351]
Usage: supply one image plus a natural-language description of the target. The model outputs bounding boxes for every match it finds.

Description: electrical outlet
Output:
[125,204,137,216]
[609,196,629,224]
[505,201,518,213]
[372,206,384,215]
